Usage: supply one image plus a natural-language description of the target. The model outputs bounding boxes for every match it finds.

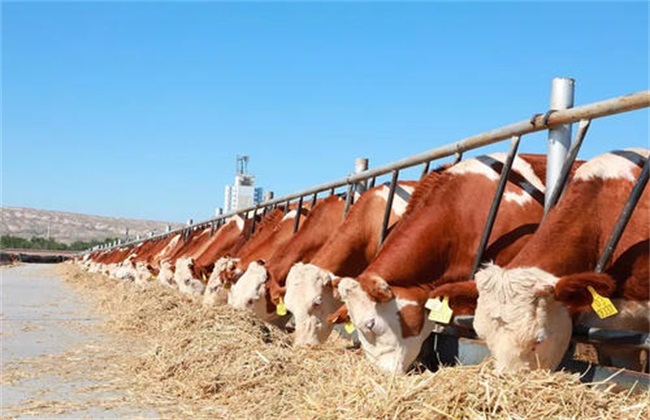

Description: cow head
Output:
[157,260,177,289]
[228,261,274,321]
[174,257,206,296]
[336,277,430,374]
[471,263,612,373]
[284,263,341,346]
[133,262,153,285]
[202,257,237,307]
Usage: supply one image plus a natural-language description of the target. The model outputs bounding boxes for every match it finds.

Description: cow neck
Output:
[309,187,396,276]
[194,223,239,268]
[509,180,612,274]
[359,169,544,297]
[508,178,649,299]
[266,198,346,289]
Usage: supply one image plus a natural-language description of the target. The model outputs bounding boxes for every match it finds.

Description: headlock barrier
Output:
[83,79,650,389]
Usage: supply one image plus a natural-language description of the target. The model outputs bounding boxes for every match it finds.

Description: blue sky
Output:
[3,1,648,223]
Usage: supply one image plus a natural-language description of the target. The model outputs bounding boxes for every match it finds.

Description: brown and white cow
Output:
[173,214,265,296]
[203,210,287,306]
[458,149,649,373]
[335,154,548,373]
[281,181,418,346]
[226,207,310,325]
[230,195,347,326]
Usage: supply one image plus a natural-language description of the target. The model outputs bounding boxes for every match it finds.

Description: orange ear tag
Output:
[588,286,618,319]
[425,296,453,324]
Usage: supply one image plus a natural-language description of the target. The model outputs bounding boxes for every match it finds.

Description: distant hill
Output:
[1,206,184,244]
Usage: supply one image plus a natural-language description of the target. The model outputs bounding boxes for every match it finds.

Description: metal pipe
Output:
[250,208,258,235]
[595,157,649,273]
[378,170,400,246]
[311,192,318,209]
[293,196,303,234]
[369,176,376,189]
[90,90,649,253]
[469,135,522,279]
[420,161,430,179]
[355,158,369,193]
[544,119,591,215]
[283,200,290,215]
[343,184,354,218]
[545,77,575,212]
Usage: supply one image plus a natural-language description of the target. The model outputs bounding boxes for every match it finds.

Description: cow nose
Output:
[364,318,375,333]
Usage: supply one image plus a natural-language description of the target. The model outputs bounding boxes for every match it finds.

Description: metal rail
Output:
[87,90,649,253]
[469,135,521,279]
[595,156,649,273]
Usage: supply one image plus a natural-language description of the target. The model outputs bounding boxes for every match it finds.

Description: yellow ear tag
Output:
[344,321,356,334]
[425,296,453,324]
[202,272,207,282]
[223,281,231,290]
[152,275,158,280]
[588,286,618,319]
[276,297,287,316]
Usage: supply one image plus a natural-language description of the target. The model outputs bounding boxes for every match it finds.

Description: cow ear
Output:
[430,281,478,315]
[554,272,616,310]
[327,305,349,325]
[362,277,394,303]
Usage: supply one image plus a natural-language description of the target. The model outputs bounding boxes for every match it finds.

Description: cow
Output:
[229,195,347,327]
[456,149,649,373]
[203,210,287,306]
[334,153,548,373]
[226,207,310,325]
[173,214,257,301]
[280,181,418,346]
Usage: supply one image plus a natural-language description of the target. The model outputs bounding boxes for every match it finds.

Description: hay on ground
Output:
[8,264,648,418]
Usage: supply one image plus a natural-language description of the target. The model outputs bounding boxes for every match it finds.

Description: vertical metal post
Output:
[329,187,335,196]
[250,207,259,235]
[378,170,400,246]
[293,196,304,233]
[544,119,591,215]
[470,135,521,279]
[343,184,354,218]
[311,192,318,209]
[420,161,430,179]
[187,219,193,226]
[595,158,649,273]
[283,200,290,215]
[354,158,369,194]
[545,77,575,213]
[369,177,376,189]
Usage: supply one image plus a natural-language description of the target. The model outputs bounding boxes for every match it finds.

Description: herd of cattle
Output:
[73,149,649,375]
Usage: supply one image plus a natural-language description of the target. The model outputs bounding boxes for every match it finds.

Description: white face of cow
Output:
[227,261,273,321]
[202,257,235,307]
[337,277,429,374]
[133,262,153,285]
[284,263,340,346]
[174,257,206,296]
[158,260,177,289]
[473,264,572,373]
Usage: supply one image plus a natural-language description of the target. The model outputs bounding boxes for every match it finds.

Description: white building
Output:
[223,156,264,213]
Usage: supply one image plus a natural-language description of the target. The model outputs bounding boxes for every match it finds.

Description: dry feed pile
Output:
[7,264,647,419]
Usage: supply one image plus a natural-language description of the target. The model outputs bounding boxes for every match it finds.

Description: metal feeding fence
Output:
[89,78,650,389]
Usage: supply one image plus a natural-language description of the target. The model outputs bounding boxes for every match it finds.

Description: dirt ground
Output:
[1,264,158,418]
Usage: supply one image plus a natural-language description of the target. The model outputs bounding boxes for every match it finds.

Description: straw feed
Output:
[6,264,648,418]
